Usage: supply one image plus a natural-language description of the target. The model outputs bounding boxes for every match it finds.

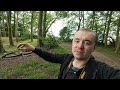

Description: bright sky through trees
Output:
[49,19,66,37]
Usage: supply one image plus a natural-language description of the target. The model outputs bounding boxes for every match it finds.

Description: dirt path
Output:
[61,42,120,69]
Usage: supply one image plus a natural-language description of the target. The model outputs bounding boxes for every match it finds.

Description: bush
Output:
[42,34,61,49]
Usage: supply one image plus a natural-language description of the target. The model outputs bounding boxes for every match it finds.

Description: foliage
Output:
[42,33,62,49]
[46,12,55,28]
[18,29,30,41]
[55,11,69,18]
[59,26,72,42]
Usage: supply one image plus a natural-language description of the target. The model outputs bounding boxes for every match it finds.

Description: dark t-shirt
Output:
[62,65,84,79]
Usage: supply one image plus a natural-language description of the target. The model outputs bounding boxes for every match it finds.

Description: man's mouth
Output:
[75,50,83,55]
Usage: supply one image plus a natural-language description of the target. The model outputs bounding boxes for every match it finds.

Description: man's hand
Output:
[17,43,35,52]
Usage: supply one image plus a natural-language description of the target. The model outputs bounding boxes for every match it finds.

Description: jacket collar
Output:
[84,55,97,79]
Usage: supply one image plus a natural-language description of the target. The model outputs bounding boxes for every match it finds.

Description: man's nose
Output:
[77,41,84,49]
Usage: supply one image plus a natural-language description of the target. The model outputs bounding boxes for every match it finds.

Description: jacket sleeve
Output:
[32,48,69,64]
[97,62,120,79]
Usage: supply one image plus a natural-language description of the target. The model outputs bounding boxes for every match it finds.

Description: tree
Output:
[42,11,47,37]
[59,27,72,41]
[37,11,43,47]
[0,28,5,53]
[115,17,120,48]
[0,37,5,53]
[15,11,19,42]
[115,36,120,53]
[30,11,34,42]
[1,11,6,37]
[104,11,113,47]
[7,11,14,46]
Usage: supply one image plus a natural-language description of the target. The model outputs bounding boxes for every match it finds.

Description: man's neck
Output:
[72,58,90,69]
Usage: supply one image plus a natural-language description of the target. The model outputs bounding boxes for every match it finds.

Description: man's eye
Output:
[74,40,79,43]
[84,41,91,45]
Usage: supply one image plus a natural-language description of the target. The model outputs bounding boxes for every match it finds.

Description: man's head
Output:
[72,28,97,61]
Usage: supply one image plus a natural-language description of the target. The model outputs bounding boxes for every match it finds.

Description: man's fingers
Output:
[17,44,25,49]
[18,46,27,52]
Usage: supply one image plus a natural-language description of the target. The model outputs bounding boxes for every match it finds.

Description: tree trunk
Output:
[43,11,47,37]
[77,11,82,30]
[95,23,98,34]
[92,11,95,30]
[7,11,14,46]
[15,11,19,42]
[104,11,113,47]
[115,36,120,53]
[1,11,6,37]
[13,11,15,37]
[31,11,34,42]
[0,38,5,53]
[82,11,84,28]
[115,17,120,48]
[37,11,43,47]
[101,11,109,44]
[21,13,25,37]
[0,29,5,53]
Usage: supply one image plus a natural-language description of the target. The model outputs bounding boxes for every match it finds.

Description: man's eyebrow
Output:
[84,40,93,43]
[74,38,91,41]
[84,40,92,42]
[74,38,80,40]
[74,38,93,43]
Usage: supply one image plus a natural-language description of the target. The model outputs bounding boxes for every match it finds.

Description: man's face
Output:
[72,31,96,60]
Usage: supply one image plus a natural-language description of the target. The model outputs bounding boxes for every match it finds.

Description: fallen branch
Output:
[1,51,32,59]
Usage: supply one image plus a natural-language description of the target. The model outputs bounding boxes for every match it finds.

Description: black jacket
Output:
[33,48,120,79]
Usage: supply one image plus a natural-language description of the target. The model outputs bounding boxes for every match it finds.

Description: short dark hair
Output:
[76,28,98,45]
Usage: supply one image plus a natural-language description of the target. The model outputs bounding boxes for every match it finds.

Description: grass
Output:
[0,59,60,79]
[96,46,120,58]
[53,45,69,54]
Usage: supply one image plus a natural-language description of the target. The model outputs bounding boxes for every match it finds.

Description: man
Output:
[17,28,120,79]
